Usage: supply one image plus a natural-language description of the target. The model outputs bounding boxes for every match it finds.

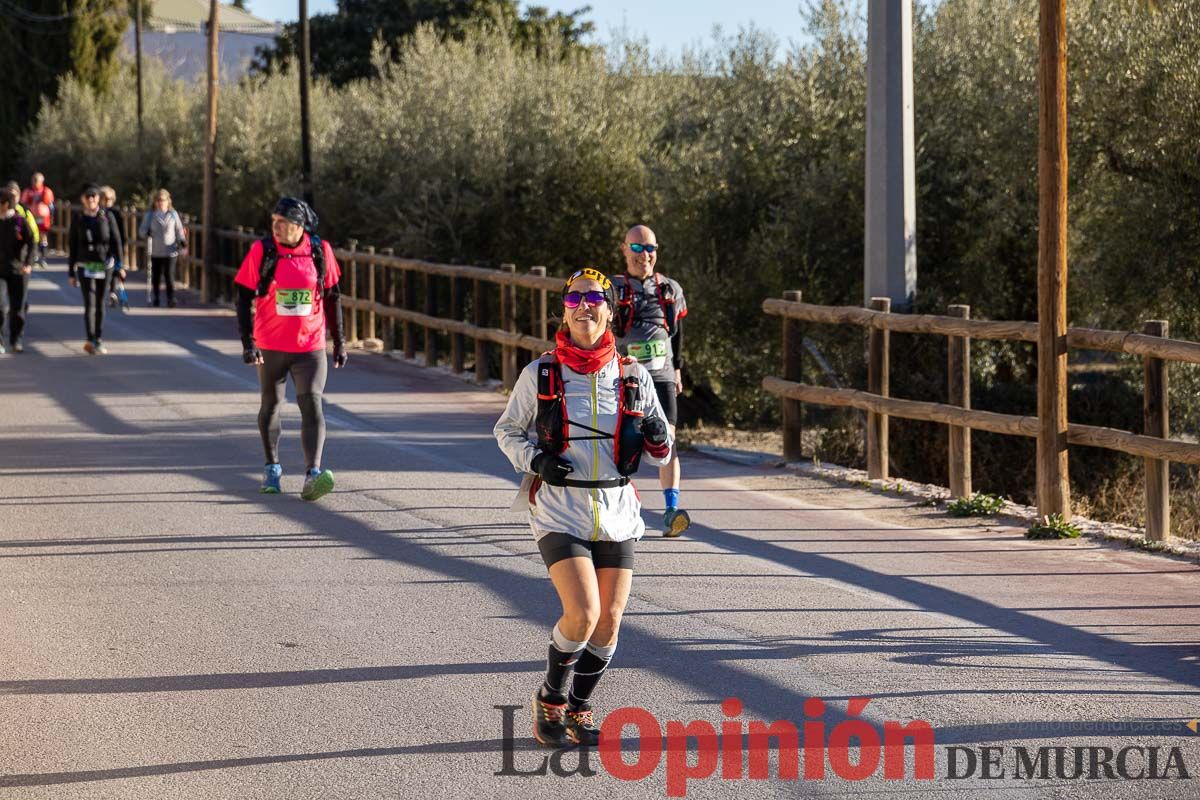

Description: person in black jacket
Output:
[100,186,129,311]
[68,184,122,355]
[0,187,35,354]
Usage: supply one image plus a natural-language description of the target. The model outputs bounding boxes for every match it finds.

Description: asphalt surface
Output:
[2,260,1199,799]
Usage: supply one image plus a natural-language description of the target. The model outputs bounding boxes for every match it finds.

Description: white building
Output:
[122,0,281,80]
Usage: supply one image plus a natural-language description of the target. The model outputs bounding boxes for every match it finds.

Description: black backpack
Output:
[255,233,326,297]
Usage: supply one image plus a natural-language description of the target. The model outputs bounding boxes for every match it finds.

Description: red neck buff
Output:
[555,329,615,374]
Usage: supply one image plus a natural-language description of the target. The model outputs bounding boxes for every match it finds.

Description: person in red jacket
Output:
[235,197,346,501]
[20,173,54,268]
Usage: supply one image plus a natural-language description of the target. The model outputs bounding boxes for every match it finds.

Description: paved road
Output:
[2,261,1199,799]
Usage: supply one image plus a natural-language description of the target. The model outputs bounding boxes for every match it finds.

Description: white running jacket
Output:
[494,354,674,543]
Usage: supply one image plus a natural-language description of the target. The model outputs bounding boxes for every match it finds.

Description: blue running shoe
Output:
[261,463,282,494]
[301,468,334,502]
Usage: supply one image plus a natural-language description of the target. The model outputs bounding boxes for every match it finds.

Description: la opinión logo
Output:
[495,696,935,797]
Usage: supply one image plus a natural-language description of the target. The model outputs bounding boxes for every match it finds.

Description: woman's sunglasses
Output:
[627,243,658,254]
[563,290,608,308]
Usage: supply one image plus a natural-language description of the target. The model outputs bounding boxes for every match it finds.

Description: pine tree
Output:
[0,0,129,177]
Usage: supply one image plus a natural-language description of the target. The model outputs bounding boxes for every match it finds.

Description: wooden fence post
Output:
[381,247,395,351]
[450,276,465,373]
[1144,319,1170,541]
[500,264,517,389]
[344,240,358,345]
[402,265,416,360]
[867,297,891,479]
[530,266,549,343]
[948,304,972,498]
[424,271,438,367]
[473,277,489,384]
[366,245,377,345]
[782,290,804,461]
[347,240,359,344]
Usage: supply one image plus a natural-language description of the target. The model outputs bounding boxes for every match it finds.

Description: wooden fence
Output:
[51,203,560,388]
[762,291,1200,540]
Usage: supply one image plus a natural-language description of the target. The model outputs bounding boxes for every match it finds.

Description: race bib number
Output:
[627,339,668,372]
[81,262,107,279]
[275,288,314,316]
[627,339,668,363]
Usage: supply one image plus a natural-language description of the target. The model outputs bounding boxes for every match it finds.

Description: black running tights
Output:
[78,272,110,342]
[150,256,176,303]
[257,349,328,469]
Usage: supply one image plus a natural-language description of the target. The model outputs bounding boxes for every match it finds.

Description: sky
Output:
[244,1,829,56]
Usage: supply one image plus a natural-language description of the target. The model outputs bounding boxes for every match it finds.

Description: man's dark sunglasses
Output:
[627,243,658,254]
[563,290,608,308]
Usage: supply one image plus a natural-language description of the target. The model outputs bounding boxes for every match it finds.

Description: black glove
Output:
[640,415,670,446]
[333,342,348,368]
[531,452,574,484]
[243,347,263,365]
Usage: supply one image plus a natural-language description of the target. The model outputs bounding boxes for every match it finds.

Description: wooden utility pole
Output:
[1036,0,1071,518]
[298,0,314,206]
[202,0,220,303]
[134,0,144,154]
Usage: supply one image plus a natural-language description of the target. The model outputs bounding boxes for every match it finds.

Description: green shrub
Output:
[1027,514,1084,540]
[947,493,1006,517]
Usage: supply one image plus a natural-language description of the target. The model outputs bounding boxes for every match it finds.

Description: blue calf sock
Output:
[664,488,680,511]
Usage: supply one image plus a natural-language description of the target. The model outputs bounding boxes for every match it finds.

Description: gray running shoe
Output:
[564,704,600,746]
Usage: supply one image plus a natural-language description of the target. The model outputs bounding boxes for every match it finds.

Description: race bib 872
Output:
[275,288,314,316]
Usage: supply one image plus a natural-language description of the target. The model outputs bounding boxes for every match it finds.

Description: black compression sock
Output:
[541,625,585,703]
[569,641,617,709]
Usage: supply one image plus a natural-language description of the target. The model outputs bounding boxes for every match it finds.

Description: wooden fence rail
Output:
[51,202,558,389]
[763,291,1199,541]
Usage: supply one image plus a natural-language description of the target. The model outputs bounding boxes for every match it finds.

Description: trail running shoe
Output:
[662,508,691,538]
[564,704,601,746]
[531,692,567,748]
[301,468,334,502]
[261,463,282,494]
[83,340,96,355]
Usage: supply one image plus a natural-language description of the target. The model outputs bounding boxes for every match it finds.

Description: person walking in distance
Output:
[235,197,346,501]
[6,182,40,262]
[494,268,674,747]
[99,186,130,312]
[0,187,36,354]
[611,225,691,537]
[6,181,39,319]
[67,184,121,355]
[138,188,186,308]
[20,172,53,268]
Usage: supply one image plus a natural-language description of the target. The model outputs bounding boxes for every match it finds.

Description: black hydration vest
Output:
[255,234,326,297]
[613,273,679,339]
[534,355,646,488]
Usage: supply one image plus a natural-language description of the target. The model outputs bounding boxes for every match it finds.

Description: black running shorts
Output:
[653,380,678,426]
[537,532,635,570]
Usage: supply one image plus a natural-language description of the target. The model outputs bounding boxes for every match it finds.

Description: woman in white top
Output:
[494,268,673,748]
[138,188,186,308]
